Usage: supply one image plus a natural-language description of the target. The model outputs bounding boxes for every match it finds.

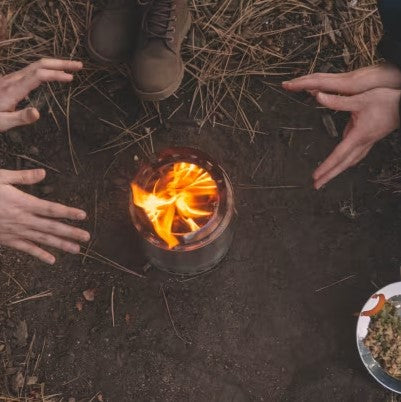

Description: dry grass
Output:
[0,0,382,156]
[182,0,382,140]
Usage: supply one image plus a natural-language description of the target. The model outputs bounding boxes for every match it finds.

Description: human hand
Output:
[0,58,82,132]
[308,88,401,189]
[282,62,401,96]
[0,169,90,264]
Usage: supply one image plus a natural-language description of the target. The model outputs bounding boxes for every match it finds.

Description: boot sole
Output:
[133,12,192,102]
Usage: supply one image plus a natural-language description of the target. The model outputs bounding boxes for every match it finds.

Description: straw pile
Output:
[0,0,382,148]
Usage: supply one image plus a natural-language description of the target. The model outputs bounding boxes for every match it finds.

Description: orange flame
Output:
[132,162,218,248]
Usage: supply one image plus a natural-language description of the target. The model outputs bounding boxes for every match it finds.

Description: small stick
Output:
[9,290,53,305]
[315,274,357,293]
[89,391,102,402]
[251,150,268,180]
[111,286,115,328]
[33,338,46,375]
[79,250,145,278]
[238,184,301,190]
[167,102,184,120]
[160,285,190,344]
[8,153,61,175]
[1,270,27,294]
[62,374,82,386]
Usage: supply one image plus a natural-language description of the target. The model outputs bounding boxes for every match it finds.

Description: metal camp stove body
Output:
[129,147,236,275]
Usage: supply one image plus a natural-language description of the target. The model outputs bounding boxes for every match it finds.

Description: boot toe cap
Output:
[87,13,136,63]
[132,56,182,96]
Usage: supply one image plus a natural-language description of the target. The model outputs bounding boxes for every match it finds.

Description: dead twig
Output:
[315,274,357,293]
[160,284,191,344]
[9,290,53,305]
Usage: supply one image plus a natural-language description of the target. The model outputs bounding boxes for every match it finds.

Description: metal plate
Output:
[356,282,401,394]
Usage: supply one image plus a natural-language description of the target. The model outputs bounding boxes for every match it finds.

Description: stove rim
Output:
[130,147,235,252]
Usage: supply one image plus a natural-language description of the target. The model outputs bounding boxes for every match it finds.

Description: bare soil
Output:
[1,78,401,401]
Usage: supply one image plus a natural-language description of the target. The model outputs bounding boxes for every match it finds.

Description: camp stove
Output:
[129,147,236,275]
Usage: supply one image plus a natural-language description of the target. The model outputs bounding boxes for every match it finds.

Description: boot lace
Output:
[139,0,176,41]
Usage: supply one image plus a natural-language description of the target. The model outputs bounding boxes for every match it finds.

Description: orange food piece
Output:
[361,294,386,317]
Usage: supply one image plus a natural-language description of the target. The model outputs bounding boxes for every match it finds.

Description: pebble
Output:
[40,185,54,195]
[28,146,40,156]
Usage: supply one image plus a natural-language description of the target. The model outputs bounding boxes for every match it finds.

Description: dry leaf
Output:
[125,313,131,325]
[83,288,96,302]
[75,300,84,312]
[11,372,24,392]
[27,376,38,385]
[15,320,28,346]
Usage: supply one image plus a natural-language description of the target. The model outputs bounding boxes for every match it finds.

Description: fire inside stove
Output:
[129,147,236,275]
[131,162,219,249]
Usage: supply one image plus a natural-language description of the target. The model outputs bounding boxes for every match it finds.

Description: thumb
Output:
[0,107,40,132]
[0,169,46,185]
[316,92,360,112]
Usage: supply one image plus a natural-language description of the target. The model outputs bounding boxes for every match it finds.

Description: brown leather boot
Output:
[131,0,191,101]
[87,0,139,64]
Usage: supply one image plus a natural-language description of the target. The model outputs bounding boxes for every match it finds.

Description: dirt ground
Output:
[2,63,401,402]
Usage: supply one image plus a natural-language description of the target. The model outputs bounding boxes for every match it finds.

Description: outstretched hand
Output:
[0,58,82,132]
[0,169,90,264]
[283,63,401,189]
[309,89,400,189]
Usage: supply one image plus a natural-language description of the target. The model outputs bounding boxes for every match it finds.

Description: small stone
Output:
[83,288,95,302]
[97,393,104,402]
[28,146,40,156]
[68,398,76,402]
[0,342,5,353]
[134,155,139,162]
[40,185,54,195]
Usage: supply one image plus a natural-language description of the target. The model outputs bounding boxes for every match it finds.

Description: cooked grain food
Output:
[364,301,401,379]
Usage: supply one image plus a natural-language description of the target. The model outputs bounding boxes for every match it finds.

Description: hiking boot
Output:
[131,0,191,101]
[87,0,138,64]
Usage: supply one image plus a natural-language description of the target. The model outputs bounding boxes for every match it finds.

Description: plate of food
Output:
[357,282,401,393]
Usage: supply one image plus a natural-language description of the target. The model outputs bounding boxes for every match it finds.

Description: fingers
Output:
[314,146,367,190]
[18,69,74,94]
[4,59,83,82]
[0,107,40,132]
[315,92,360,112]
[6,59,83,108]
[313,134,371,190]
[8,239,56,265]
[32,58,83,72]
[283,72,354,94]
[30,198,87,221]
[0,168,46,185]
[24,230,81,255]
[29,216,90,243]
